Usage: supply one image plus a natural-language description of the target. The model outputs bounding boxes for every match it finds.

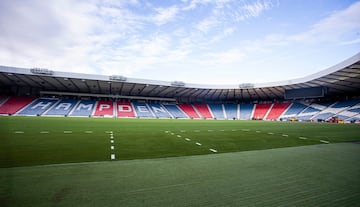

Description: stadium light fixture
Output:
[30,68,54,75]
[109,75,127,82]
[171,81,185,87]
[239,83,254,89]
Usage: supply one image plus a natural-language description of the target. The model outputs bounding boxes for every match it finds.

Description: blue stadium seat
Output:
[208,104,225,119]
[163,104,188,118]
[224,104,238,119]
[44,99,78,116]
[17,98,59,116]
[239,104,254,120]
[133,102,155,118]
[69,100,96,116]
[148,103,172,118]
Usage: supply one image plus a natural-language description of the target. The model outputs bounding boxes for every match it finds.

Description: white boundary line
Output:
[320,140,330,144]
[210,149,217,153]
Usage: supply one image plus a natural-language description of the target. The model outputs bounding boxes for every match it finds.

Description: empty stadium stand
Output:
[266,103,291,120]
[239,104,254,120]
[194,104,213,119]
[17,98,58,116]
[148,103,172,118]
[208,104,225,119]
[252,103,272,120]
[1,96,360,123]
[224,104,238,119]
[177,104,200,118]
[44,99,78,116]
[0,97,35,115]
[280,102,308,119]
[94,100,114,117]
[69,100,96,117]
[117,102,136,117]
[132,102,155,118]
[163,104,188,118]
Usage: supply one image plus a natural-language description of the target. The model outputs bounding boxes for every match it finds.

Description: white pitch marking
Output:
[111,154,115,160]
[299,137,307,140]
[111,146,114,150]
[220,129,225,132]
[85,131,93,134]
[105,131,112,134]
[110,140,114,143]
[64,131,72,134]
[210,149,217,153]
[256,131,261,133]
[171,133,175,135]
[196,142,202,146]
[282,134,288,137]
[177,135,182,138]
[40,131,49,134]
[185,138,191,141]
[165,131,169,133]
[268,132,274,135]
[320,140,330,144]
[14,131,24,134]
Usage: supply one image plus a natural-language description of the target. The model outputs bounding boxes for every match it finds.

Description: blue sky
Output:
[0,0,359,84]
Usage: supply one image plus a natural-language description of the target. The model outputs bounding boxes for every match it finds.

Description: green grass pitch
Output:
[1,116,360,206]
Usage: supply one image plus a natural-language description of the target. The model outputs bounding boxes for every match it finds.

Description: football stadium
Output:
[1,52,360,206]
[1,0,360,206]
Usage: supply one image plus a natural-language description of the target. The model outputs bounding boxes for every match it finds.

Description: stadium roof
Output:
[0,52,359,102]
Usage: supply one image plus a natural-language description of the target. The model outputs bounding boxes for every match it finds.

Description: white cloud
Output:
[196,17,220,33]
[340,38,360,45]
[290,1,360,43]
[152,6,180,25]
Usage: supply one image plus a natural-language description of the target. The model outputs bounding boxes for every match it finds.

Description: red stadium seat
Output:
[266,103,291,120]
[177,104,200,118]
[117,102,135,117]
[194,104,213,119]
[0,96,35,115]
[252,103,272,120]
[94,100,114,117]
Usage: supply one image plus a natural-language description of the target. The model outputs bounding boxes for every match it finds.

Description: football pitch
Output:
[1,116,360,206]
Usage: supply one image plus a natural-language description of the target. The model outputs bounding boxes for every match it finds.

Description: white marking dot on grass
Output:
[177,135,181,138]
[268,132,274,135]
[111,154,115,160]
[185,138,191,141]
[320,140,330,144]
[64,131,72,134]
[282,134,288,137]
[196,142,202,146]
[111,146,114,150]
[40,131,49,134]
[14,131,24,134]
[110,140,114,143]
[299,137,307,140]
[85,131,93,133]
[256,131,261,133]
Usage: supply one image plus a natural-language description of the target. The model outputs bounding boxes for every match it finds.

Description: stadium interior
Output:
[0,53,359,123]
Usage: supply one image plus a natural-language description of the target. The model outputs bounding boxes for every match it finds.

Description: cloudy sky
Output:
[0,0,359,84]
